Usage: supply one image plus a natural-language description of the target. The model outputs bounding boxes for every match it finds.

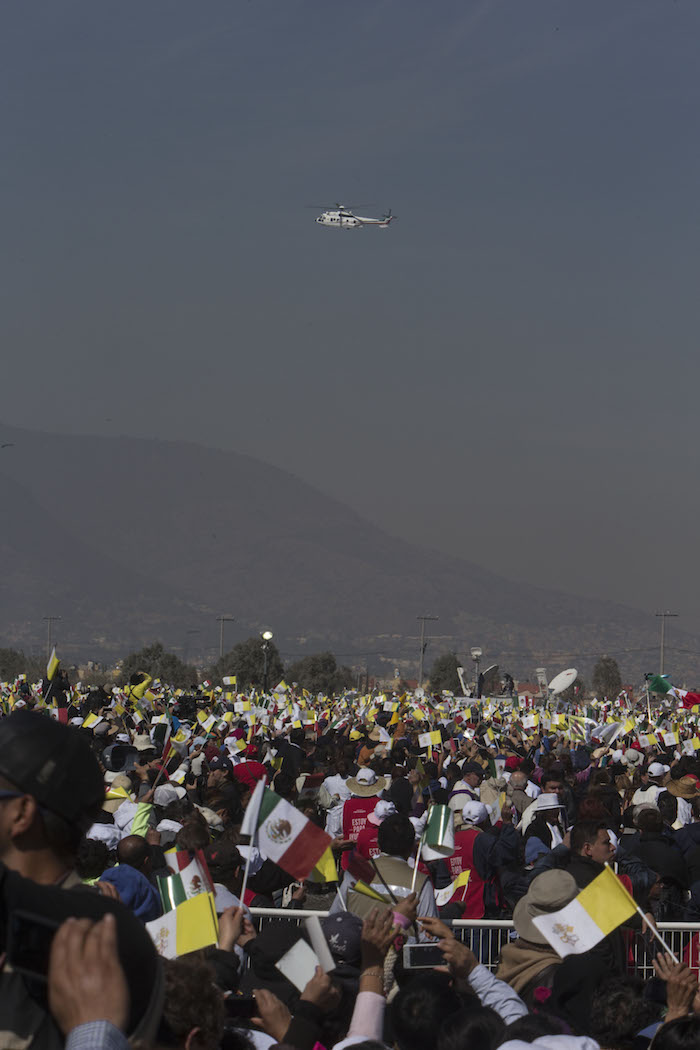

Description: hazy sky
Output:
[3,1,700,632]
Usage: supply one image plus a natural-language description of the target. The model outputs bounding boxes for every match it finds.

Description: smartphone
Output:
[7,909,60,981]
[224,995,257,1019]
[402,942,445,969]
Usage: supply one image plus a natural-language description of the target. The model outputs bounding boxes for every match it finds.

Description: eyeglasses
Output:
[0,791,24,802]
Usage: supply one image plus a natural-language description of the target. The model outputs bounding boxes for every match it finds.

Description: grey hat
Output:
[513,870,579,945]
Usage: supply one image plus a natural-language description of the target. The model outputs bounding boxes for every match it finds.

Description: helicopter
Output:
[313,203,396,230]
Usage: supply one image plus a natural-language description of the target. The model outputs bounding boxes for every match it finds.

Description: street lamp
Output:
[471,647,482,698]
[261,630,273,694]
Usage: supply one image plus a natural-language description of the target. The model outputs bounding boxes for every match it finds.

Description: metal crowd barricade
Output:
[248,910,700,977]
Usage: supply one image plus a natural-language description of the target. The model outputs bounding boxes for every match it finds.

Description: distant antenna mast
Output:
[417,615,438,687]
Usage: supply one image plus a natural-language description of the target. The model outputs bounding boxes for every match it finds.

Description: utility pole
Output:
[42,615,61,660]
[216,615,235,660]
[417,615,438,688]
[655,611,678,675]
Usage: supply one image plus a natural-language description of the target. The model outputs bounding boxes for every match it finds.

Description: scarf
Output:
[495,938,563,994]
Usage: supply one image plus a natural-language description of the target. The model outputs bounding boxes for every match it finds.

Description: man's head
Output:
[636,807,664,834]
[509,771,529,792]
[571,820,615,865]
[648,762,670,783]
[542,775,564,798]
[162,957,225,1050]
[461,762,484,789]
[0,711,104,880]
[377,813,415,859]
[390,972,462,1050]
[206,754,233,790]
[118,834,152,874]
[461,800,490,829]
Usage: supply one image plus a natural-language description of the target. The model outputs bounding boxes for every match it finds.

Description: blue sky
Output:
[3,1,700,629]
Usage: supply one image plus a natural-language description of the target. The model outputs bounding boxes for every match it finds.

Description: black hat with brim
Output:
[0,711,104,829]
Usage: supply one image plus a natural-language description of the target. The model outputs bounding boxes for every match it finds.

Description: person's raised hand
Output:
[394,892,418,924]
[48,915,130,1035]
[290,883,307,904]
[251,988,291,1042]
[300,966,341,1013]
[145,828,161,846]
[418,915,453,941]
[653,953,698,1021]
[439,936,478,978]
[218,905,244,952]
[361,908,395,965]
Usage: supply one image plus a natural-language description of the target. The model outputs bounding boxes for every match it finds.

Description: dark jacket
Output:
[624,831,689,889]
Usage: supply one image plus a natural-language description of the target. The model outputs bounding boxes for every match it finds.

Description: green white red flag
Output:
[241,780,331,880]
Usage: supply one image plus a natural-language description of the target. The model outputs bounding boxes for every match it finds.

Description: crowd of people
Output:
[2,668,700,1050]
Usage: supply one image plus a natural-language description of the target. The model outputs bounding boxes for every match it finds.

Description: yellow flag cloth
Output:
[309,847,338,884]
[47,649,60,682]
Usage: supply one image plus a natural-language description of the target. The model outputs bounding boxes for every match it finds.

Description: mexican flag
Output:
[647,674,671,695]
[667,687,700,710]
[159,848,214,911]
[241,780,331,880]
[422,804,455,860]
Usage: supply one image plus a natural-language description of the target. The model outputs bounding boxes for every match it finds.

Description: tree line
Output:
[1,640,627,699]
[0,639,355,695]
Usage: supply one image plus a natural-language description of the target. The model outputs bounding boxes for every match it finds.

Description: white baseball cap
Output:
[461,800,489,824]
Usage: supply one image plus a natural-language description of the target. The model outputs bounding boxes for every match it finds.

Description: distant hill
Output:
[0,421,688,681]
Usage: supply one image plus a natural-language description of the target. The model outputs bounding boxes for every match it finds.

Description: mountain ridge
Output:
[0,421,690,680]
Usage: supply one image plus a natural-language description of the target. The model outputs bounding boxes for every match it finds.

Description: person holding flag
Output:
[339,813,438,929]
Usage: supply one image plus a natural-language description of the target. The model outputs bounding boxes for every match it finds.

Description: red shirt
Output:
[232,760,267,791]
[356,823,381,859]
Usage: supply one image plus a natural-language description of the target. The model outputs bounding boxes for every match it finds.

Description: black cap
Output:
[208,754,234,773]
[0,711,104,829]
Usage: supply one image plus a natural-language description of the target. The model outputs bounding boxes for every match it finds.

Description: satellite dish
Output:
[548,668,578,695]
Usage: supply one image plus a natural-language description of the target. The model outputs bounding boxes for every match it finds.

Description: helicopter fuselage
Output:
[315,207,393,229]
[316,210,363,229]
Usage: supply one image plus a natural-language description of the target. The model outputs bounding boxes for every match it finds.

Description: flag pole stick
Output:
[335,885,348,911]
[634,903,679,963]
[240,776,266,905]
[411,837,423,893]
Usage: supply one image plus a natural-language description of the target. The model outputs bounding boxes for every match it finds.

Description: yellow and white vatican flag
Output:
[435,870,470,907]
[532,865,636,957]
[146,892,219,959]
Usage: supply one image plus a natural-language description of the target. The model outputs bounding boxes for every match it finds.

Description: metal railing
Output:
[248,909,700,979]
